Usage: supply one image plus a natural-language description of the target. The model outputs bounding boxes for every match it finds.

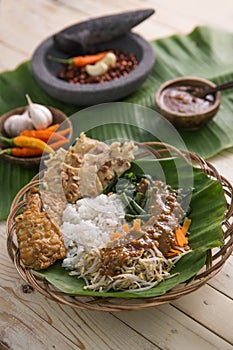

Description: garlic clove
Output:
[85,53,117,77]
[101,52,117,66]
[33,113,50,130]
[4,111,34,137]
[28,107,51,130]
[26,94,53,130]
[21,111,34,130]
[85,61,109,77]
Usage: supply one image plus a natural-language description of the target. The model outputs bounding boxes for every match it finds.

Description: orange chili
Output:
[0,147,43,157]
[56,127,72,136]
[0,136,54,154]
[50,138,69,149]
[20,129,65,142]
[48,52,108,67]
[46,124,60,131]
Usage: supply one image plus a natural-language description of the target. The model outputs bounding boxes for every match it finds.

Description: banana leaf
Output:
[1,25,233,220]
[36,157,226,298]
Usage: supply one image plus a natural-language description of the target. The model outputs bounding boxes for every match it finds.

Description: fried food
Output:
[15,188,66,270]
[15,134,138,271]
[43,133,137,202]
[40,189,66,226]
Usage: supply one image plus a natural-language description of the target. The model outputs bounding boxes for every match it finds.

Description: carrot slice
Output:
[133,218,141,231]
[182,219,192,236]
[110,232,124,240]
[123,224,130,233]
[175,227,188,247]
[167,248,183,257]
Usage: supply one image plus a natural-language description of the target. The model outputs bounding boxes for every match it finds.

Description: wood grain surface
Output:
[0,1,233,349]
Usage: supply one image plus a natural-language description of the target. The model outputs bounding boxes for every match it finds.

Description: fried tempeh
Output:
[15,188,66,270]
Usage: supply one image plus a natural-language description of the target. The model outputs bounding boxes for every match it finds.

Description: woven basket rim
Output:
[6,141,233,311]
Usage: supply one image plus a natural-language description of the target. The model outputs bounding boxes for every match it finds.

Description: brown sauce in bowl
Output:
[160,86,214,114]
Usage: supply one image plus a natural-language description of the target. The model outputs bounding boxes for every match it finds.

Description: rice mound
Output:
[61,194,126,270]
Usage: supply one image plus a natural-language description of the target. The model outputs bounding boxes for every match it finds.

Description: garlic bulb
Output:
[4,111,34,137]
[26,94,52,130]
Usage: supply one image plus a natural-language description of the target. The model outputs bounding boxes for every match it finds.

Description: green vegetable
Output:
[134,192,144,205]
[118,193,137,215]
[129,198,146,215]
[125,213,151,222]
[102,172,118,194]
[1,25,232,219]
[36,157,226,298]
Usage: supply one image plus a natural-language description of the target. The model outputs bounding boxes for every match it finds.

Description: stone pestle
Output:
[53,9,155,55]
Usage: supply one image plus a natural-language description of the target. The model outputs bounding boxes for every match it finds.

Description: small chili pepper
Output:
[49,138,69,149]
[20,129,65,142]
[0,147,43,157]
[0,138,69,158]
[0,136,54,154]
[48,52,108,67]
[46,124,60,131]
[56,127,72,136]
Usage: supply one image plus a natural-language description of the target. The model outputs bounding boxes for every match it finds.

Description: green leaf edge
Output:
[35,158,226,298]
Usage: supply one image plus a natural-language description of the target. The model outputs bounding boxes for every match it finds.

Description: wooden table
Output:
[1,1,233,349]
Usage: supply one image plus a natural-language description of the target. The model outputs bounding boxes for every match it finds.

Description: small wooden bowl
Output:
[0,106,72,169]
[155,77,221,130]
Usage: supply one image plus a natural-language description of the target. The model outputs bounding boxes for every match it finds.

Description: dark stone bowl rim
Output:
[31,32,155,93]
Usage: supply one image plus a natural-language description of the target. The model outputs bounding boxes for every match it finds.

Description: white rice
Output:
[60,194,126,270]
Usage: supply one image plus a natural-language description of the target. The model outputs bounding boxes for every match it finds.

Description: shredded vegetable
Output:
[65,176,192,292]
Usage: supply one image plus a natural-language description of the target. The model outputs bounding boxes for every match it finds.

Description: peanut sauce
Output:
[160,86,214,114]
[99,181,185,277]
[99,245,144,276]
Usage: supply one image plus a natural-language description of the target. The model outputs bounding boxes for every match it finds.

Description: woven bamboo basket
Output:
[6,142,233,311]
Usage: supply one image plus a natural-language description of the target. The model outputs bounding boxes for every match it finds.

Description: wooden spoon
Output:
[194,80,233,98]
